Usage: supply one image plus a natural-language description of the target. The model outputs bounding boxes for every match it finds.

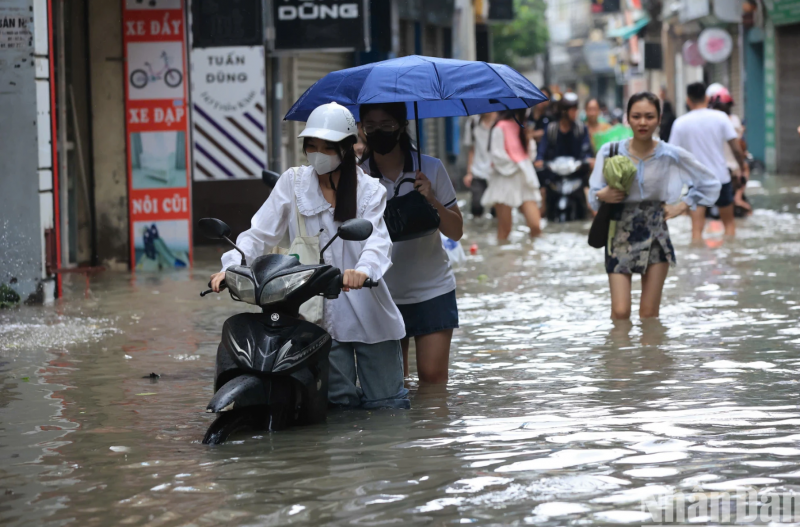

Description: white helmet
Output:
[298,102,357,143]
[706,82,725,98]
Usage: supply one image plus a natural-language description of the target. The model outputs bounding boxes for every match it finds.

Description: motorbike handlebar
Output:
[200,279,226,297]
[338,276,379,290]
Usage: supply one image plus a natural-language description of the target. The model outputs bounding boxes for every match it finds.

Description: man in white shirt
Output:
[462,112,497,217]
[669,82,746,241]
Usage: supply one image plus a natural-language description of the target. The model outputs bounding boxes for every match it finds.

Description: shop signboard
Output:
[272,0,369,51]
[766,0,800,25]
[190,0,262,47]
[189,46,267,180]
[123,0,193,271]
[698,28,733,63]
[679,0,710,23]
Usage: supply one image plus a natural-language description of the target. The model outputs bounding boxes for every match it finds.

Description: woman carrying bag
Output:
[210,102,409,410]
[588,92,721,320]
[482,109,542,241]
[359,102,463,384]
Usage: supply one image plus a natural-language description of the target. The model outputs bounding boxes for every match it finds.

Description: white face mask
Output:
[307,152,341,175]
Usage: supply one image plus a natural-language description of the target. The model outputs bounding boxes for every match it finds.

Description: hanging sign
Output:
[698,28,733,63]
[190,46,267,180]
[272,0,369,52]
[123,0,193,271]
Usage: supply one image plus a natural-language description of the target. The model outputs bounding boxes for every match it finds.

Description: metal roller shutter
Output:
[287,53,353,167]
[777,25,800,174]
[296,53,353,98]
[730,27,744,120]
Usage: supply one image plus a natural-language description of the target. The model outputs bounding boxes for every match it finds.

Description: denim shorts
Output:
[397,289,459,338]
[716,181,734,208]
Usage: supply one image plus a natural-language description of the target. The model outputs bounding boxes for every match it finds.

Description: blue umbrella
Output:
[285,55,548,165]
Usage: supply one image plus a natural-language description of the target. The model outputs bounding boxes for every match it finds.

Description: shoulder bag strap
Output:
[394,177,417,198]
[291,167,308,237]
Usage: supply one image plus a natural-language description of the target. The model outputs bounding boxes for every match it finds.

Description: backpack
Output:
[545,120,585,160]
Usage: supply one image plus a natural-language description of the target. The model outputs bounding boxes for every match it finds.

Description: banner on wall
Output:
[123,0,192,270]
[190,46,267,180]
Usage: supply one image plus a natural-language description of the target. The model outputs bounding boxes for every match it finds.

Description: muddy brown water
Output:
[2,176,800,525]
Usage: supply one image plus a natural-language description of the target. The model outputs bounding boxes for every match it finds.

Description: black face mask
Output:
[366,129,401,155]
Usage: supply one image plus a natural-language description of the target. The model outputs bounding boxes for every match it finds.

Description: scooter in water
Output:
[543,156,590,223]
[198,215,377,444]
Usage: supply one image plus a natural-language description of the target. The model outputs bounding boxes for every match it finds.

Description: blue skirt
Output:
[397,290,459,338]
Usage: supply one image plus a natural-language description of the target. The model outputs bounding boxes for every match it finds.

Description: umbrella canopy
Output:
[284,55,548,122]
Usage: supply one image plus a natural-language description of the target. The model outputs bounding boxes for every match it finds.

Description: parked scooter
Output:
[542,156,590,223]
[198,211,377,444]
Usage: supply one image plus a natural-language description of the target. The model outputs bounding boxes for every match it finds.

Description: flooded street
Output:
[3,174,800,526]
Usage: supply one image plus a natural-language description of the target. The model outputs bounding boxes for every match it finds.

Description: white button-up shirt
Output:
[221,165,405,344]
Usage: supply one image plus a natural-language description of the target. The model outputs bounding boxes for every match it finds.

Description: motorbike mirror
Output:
[199,218,246,265]
[262,170,281,189]
[199,218,232,240]
[338,219,373,241]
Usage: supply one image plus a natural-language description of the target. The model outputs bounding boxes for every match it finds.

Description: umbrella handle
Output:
[414,101,422,171]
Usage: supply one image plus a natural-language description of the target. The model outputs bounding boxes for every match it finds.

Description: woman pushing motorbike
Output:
[210,102,409,409]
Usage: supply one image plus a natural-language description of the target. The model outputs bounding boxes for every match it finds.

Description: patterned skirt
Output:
[605,201,676,275]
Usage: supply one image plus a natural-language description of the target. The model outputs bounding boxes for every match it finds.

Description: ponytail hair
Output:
[303,136,359,222]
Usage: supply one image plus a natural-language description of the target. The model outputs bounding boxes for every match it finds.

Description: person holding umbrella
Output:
[589,92,721,320]
[283,55,548,383]
[358,102,463,384]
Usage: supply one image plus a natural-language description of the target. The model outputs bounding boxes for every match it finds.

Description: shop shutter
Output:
[777,25,800,174]
[730,27,744,120]
[296,53,353,99]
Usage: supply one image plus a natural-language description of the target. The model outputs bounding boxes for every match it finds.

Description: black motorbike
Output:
[541,156,590,223]
[198,215,377,444]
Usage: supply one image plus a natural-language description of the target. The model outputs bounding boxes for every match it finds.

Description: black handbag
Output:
[384,178,441,242]
[588,142,624,249]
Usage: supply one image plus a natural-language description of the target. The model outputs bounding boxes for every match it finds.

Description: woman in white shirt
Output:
[359,102,464,384]
[482,109,542,240]
[589,92,721,320]
[209,103,409,410]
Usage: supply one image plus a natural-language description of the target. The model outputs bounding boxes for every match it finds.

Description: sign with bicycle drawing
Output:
[123,0,192,270]
[126,41,185,100]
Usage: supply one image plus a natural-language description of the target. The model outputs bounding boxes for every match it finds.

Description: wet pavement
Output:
[2,174,800,526]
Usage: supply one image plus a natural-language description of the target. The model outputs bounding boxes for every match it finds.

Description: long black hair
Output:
[626,91,662,119]
[302,136,358,222]
[358,102,415,163]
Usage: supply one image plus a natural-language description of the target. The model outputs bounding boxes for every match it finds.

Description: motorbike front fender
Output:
[207,374,269,413]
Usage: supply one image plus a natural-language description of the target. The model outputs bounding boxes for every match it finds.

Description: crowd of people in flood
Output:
[210,82,754,411]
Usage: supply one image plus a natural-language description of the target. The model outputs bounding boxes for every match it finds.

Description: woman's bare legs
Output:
[494,203,513,240]
[414,329,453,384]
[519,200,542,237]
[401,330,453,383]
[640,262,669,318]
[608,273,633,320]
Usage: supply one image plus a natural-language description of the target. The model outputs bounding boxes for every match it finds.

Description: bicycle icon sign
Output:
[130,50,183,89]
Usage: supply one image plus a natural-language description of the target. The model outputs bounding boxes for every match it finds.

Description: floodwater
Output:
[3,175,800,526]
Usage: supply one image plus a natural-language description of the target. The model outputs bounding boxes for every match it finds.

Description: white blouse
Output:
[588,140,722,212]
[220,165,405,344]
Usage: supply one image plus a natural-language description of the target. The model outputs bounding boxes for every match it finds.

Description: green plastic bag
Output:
[603,153,638,253]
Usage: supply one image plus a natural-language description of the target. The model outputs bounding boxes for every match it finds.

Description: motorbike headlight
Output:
[225,270,257,304]
[259,269,315,305]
